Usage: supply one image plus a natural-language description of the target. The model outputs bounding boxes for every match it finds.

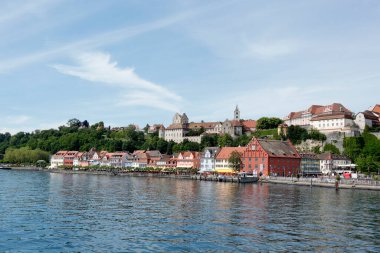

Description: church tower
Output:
[234,105,240,120]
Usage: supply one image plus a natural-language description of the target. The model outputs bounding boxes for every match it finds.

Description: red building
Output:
[63,151,79,167]
[242,137,301,176]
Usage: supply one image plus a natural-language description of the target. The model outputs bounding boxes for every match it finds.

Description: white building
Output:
[310,113,356,133]
[355,110,380,131]
[199,147,220,172]
[284,103,353,132]
[319,152,351,175]
[164,113,189,143]
[50,151,68,168]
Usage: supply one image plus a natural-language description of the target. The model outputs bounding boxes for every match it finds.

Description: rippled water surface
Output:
[0,170,379,252]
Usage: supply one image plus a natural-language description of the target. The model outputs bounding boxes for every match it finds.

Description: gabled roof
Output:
[286,103,352,120]
[231,120,243,127]
[166,123,186,130]
[53,151,68,157]
[201,147,220,157]
[178,151,199,159]
[359,110,379,120]
[370,104,380,114]
[64,151,79,157]
[242,120,256,129]
[256,139,300,158]
[216,147,246,160]
[310,113,353,121]
[188,122,219,129]
[318,152,350,161]
[146,150,161,157]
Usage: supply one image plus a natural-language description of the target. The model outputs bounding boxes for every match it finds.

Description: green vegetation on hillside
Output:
[0,119,255,164]
[286,126,326,145]
[256,117,283,130]
[344,130,380,174]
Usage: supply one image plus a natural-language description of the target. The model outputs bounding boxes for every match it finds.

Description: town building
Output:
[354,110,380,131]
[215,147,246,173]
[50,151,68,168]
[163,113,190,143]
[154,154,174,169]
[161,107,256,143]
[309,113,356,133]
[199,147,220,172]
[319,152,351,175]
[63,151,79,167]
[354,105,380,131]
[300,153,321,176]
[284,103,355,133]
[176,151,200,169]
[108,152,133,168]
[242,137,301,176]
[131,150,150,168]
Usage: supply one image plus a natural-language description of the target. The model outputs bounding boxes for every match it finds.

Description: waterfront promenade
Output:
[261,176,380,191]
[8,166,380,190]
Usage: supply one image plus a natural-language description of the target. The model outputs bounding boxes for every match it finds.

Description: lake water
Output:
[0,170,379,252]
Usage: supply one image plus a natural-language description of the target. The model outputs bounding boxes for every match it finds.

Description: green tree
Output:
[256,117,283,130]
[201,134,219,149]
[287,125,309,145]
[343,136,364,162]
[229,150,242,173]
[218,134,234,147]
[312,145,321,154]
[67,118,81,128]
[323,143,340,154]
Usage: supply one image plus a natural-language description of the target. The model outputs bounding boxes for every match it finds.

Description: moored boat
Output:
[0,167,12,170]
[238,172,258,183]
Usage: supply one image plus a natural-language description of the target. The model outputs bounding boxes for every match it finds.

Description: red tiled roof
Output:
[216,147,246,160]
[287,103,352,120]
[371,104,380,114]
[310,113,353,121]
[242,120,256,129]
[178,151,199,159]
[231,120,243,127]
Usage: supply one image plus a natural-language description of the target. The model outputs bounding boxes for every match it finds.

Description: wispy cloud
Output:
[53,52,182,112]
[0,7,198,73]
[6,115,31,124]
[246,39,298,59]
[0,0,59,26]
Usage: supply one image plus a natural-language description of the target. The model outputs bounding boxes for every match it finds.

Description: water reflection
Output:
[0,170,379,252]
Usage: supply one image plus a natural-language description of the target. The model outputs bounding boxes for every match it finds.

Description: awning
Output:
[215,168,234,173]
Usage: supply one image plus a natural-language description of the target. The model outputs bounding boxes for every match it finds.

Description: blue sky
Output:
[1,0,380,134]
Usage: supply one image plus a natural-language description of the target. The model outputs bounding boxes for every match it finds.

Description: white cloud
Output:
[53,52,182,112]
[6,115,31,124]
[246,40,298,59]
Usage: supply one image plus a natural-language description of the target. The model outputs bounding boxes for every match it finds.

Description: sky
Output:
[1,0,380,134]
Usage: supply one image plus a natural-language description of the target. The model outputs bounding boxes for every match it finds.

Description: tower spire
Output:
[234,105,240,120]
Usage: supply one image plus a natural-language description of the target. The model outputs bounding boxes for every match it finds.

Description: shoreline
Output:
[7,167,380,191]
[260,177,380,191]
